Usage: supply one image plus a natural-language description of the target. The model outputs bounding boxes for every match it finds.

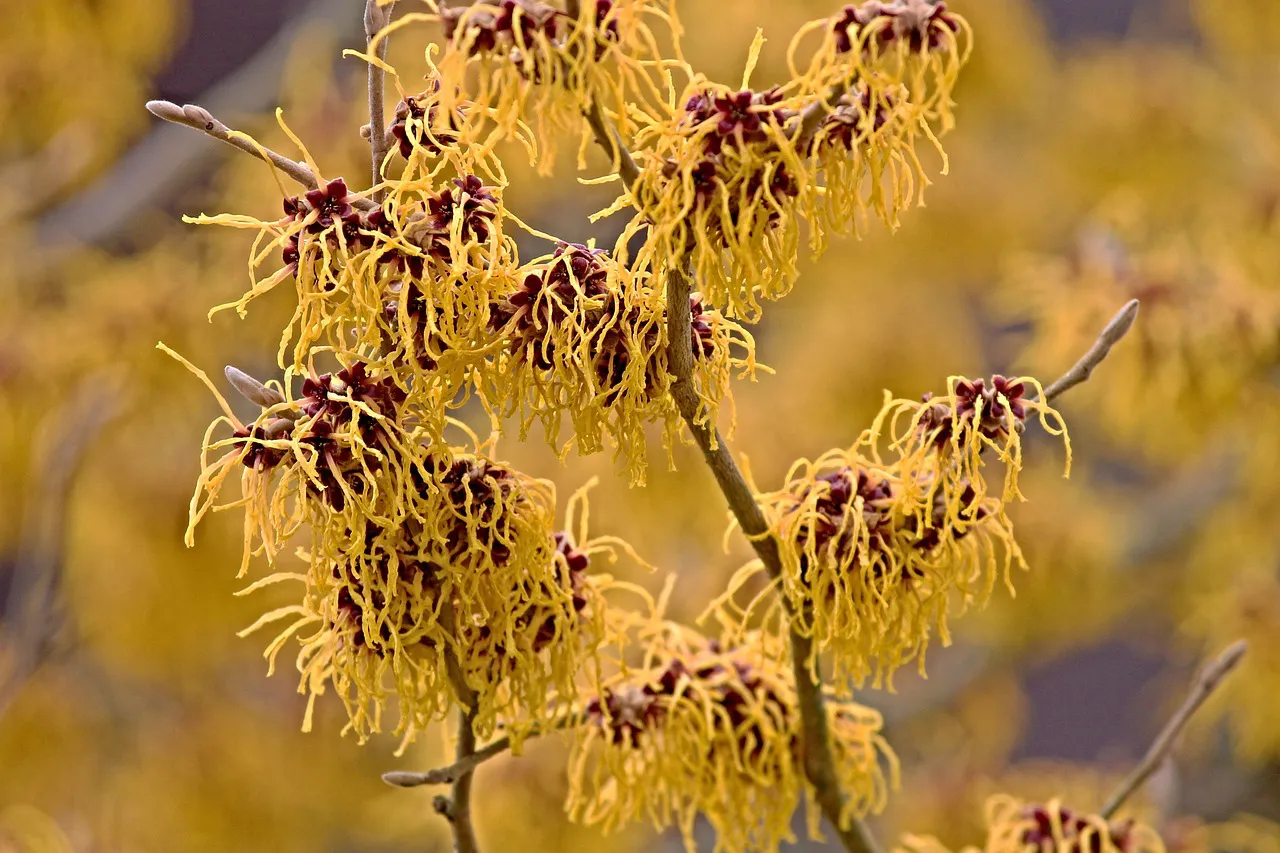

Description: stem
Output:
[446,704,483,853]
[1040,299,1140,404]
[584,100,642,189]
[144,100,378,210]
[365,0,396,203]
[382,712,583,787]
[1099,640,1248,820]
[385,736,516,788]
[430,600,484,853]
[665,267,880,853]
[792,81,849,153]
[580,84,879,853]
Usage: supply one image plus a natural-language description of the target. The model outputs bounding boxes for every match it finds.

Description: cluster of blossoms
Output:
[900,796,1164,853]
[427,0,668,173]
[618,1,972,319]
[166,344,632,745]
[486,241,757,482]
[730,375,1068,686]
[151,2,1210,852]
[194,167,521,416]
[568,623,896,852]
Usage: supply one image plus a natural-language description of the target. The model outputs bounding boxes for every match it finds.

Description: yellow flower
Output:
[720,375,1068,687]
[486,242,757,485]
[623,69,817,320]
[192,171,520,411]
[804,82,932,238]
[567,624,896,853]
[791,0,972,139]
[269,462,616,747]
[898,796,1165,853]
[421,0,669,174]
[162,348,636,746]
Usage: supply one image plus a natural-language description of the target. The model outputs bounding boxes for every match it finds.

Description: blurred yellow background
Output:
[2,0,1279,851]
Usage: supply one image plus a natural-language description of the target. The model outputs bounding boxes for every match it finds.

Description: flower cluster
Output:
[165,345,633,745]
[898,796,1165,853]
[567,624,896,853]
[620,2,972,320]
[428,0,667,172]
[796,0,971,136]
[624,72,813,319]
[192,167,521,418]
[731,375,1067,686]
[487,242,757,483]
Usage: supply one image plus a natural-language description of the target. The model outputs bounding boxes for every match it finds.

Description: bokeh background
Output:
[3,0,1279,850]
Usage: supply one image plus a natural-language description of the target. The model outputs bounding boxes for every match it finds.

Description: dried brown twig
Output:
[1099,640,1248,820]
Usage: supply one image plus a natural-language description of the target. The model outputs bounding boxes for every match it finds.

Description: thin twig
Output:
[34,0,364,258]
[445,703,483,853]
[431,604,484,853]
[584,100,642,189]
[1099,640,1248,820]
[665,267,882,853]
[384,736,514,788]
[1039,299,1140,404]
[382,711,582,787]
[144,100,378,211]
[365,0,397,202]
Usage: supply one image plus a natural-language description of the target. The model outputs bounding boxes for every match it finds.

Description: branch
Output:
[428,604,483,853]
[1039,299,1140,404]
[581,83,879,853]
[665,268,881,853]
[33,0,365,259]
[439,703,483,853]
[364,0,396,202]
[1099,640,1248,820]
[584,100,641,190]
[384,734,514,788]
[382,711,582,787]
[792,81,849,153]
[144,100,378,211]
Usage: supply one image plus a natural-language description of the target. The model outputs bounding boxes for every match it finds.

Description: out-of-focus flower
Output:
[0,805,74,853]
[898,795,1165,853]
[1003,194,1280,461]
